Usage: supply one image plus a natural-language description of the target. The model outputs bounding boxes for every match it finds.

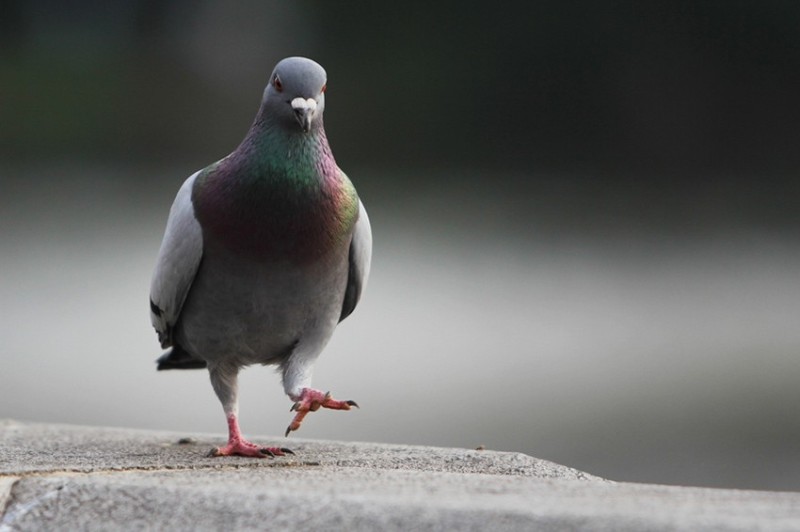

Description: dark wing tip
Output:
[339,240,362,323]
[150,298,163,317]
[156,344,207,371]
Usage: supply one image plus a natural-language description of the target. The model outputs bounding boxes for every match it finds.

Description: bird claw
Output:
[208,413,294,457]
[285,388,358,437]
[209,440,293,458]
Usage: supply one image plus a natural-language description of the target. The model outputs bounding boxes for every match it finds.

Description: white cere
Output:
[291,97,318,111]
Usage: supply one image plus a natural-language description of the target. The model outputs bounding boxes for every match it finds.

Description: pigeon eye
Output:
[321,84,327,94]
[272,75,283,92]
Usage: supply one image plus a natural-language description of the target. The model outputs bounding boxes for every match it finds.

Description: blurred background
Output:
[2,1,799,491]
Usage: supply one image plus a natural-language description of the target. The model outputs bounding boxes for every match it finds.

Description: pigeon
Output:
[149,57,372,458]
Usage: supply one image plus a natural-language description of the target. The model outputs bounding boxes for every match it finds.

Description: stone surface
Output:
[1,420,799,531]
[0,419,594,479]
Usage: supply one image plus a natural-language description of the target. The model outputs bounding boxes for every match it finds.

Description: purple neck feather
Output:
[191,109,359,264]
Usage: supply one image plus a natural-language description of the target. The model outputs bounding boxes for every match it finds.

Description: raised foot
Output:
[209,439,294,458]
[285,388,358,437]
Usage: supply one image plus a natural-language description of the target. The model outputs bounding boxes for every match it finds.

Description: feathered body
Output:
[177,116,359,372]
[149,57,371,457]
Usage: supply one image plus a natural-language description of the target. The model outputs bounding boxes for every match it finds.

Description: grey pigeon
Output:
[149,57,372,457]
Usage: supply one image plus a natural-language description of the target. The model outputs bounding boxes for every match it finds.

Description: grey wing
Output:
[340,200,373,322]
[149,171,204,348]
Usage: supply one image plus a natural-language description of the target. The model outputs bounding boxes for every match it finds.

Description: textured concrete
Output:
[1,420,799,531]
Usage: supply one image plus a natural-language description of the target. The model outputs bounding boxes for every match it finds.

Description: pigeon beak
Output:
[291,97,318,133]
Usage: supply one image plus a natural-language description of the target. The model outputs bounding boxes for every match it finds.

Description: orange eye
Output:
[321,83,327,93]
[272,75,283,92]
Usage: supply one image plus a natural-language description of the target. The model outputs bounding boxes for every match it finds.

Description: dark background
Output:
[3,2,800,177]
[2,1,799,491]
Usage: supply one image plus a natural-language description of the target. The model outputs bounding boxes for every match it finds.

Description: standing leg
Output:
[208,363,293,458]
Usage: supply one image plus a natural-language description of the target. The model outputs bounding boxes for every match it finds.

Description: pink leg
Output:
[210,414,294,458]
[285,388,358,436]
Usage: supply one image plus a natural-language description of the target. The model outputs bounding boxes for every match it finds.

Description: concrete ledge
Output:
[1,420,798,531]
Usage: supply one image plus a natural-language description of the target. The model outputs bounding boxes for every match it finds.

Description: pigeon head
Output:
[263,57,327,133]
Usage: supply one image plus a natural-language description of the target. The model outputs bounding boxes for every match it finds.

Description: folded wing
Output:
[149,171,204,348]
[340,200,372,322]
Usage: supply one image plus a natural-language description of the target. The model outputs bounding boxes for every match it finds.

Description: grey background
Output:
[2,1,799,491]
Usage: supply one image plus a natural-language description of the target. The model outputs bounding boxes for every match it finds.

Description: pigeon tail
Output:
[156,343,207,370]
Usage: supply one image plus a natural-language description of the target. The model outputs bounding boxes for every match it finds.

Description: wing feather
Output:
[339,200,372,322]
[149,171,204,348]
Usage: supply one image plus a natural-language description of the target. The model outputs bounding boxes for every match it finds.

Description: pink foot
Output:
[210,439,292,458]
[210,414,294,458]
[285,388,358,436]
